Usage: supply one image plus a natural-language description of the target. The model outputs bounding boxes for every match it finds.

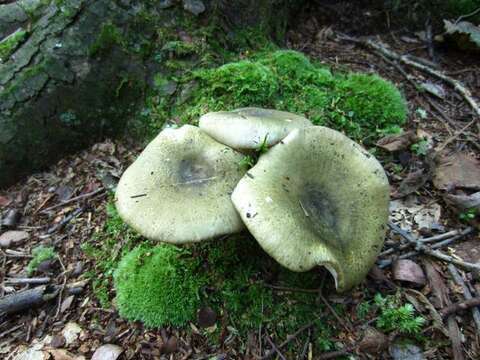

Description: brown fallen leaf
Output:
[434,153,480,191]
[91,344,123,360]
[393,259,426,287]
[376,131,416,152]
[0,195,12,208]
[0,230,29,248]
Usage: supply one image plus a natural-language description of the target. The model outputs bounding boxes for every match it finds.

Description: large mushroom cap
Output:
[116,125,247,244]
[231,126,389,292]
[199,107,312,150]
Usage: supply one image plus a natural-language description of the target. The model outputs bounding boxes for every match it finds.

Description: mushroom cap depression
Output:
[231,126,390,292]
[116,125,247,244]
[199,107,312,150]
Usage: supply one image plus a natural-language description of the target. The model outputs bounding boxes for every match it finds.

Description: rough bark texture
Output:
[0,0,302,188]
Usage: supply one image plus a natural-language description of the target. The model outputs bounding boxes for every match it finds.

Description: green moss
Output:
[114,244,206,327]
[150,49,407,142]
[89,22,125,57]
[27,246,56,275]
[89,206,337,354]
[0,29,28,62]
[81,202,143,307]
[332,73,407,139]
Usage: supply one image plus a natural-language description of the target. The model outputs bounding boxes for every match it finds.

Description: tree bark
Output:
[0,0,302,188]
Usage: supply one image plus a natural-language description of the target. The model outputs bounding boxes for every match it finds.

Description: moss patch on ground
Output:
[85,201,427,355]
[114,244,206,327]
[144,50,407,143]
[27,245,56,275]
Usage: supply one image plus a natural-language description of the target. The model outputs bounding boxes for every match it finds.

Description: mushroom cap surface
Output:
[199,107,312,150]
[231,126,390,292]
[116,125,247,244]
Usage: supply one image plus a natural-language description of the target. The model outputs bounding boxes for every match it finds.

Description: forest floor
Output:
[1,3,479,360]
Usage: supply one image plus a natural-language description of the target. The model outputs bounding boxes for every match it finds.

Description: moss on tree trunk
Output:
[0,0,302,188]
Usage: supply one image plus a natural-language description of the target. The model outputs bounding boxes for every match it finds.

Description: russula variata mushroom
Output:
[115,125,247,244]
[199,107,312,150]
[231,126,390,292]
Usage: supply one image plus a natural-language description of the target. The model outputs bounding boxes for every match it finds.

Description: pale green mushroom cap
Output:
[231,126,390,292]
[115,125,247,244]
[199,107,312,150]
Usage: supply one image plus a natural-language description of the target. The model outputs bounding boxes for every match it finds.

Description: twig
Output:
[54,257,68,320]
[265,336,286,360]
[436,119,476,153]
[46,207,84,234]
[447,264,480,333]
[440,297,480,319]
[339,35,480,118]
[455,7,480,24]
[387,222,480,271]
[4,277,50,285]
[40,188,104,213]
[379,227,473,258]
[261,322,316,360]
[319,294,352,332]
[378,228,474,267]
[299,329,310,360]
[0,324,23,339]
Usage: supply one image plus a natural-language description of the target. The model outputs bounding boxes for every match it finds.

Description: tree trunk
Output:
[0,0,302,188]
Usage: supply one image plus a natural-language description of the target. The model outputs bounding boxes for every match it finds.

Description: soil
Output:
[1,2,479,359]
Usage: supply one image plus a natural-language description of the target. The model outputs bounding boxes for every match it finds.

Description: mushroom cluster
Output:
[116,107,390,292]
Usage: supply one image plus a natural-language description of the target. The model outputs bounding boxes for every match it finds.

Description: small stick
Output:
[339,35,480,118]
[261,322,316,360]
[379,228,472,257]
[387,222,480,271]
[440,297,480,319]
[265,336,287,360]
[379,228,475,267]
[319,294,352,332]
[4,277,50,285]
[46,207,84,234]
[40,188,104,213]
[0,324,23,339]
[4,249,32,258]
[447,264,480,332]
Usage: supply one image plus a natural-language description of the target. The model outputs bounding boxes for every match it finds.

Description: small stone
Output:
[0,230,29,247]
[91,344,123,360]
[62,322,82,346]
[390,342,424,360]
[50,334,66,348]
[183,0,205,15]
